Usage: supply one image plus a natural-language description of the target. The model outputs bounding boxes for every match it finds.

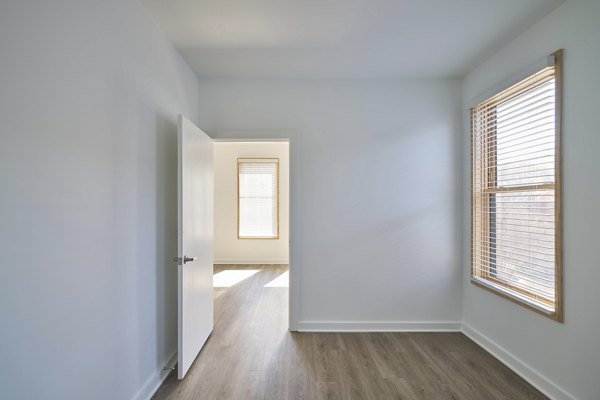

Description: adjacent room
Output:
[212,140,291,322]
[1,1,599,400]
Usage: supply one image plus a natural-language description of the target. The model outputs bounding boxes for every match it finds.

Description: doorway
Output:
[212,140,290,331]
[173,118,292,382]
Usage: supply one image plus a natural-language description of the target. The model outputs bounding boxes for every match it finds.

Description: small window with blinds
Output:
[238,158,279,239]
[471,50,563,321]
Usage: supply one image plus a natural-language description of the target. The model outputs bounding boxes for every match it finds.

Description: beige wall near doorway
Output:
[214,141,289,264]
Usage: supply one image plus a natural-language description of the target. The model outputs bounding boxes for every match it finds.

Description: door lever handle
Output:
[172,255,197,265]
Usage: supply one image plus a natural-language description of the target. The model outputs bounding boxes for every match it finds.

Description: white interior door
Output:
[177,115,214,379]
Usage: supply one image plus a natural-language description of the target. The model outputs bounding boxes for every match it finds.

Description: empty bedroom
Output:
[0,1,599,400]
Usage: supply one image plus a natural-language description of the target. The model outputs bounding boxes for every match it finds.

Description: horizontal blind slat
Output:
[472,267,555,292]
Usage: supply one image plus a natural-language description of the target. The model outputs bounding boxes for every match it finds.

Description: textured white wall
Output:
[198,79,463,328]
[214,142,289,264]
[0,1,199,399]
[462,1,600,399]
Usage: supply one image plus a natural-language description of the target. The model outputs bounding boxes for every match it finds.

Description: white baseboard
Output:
[461,324,576,400]
[297,321,462,332]
[214,259,289,265]
[132,351,177,400]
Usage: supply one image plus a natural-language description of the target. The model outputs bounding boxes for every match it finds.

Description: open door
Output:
[176,115,214,379]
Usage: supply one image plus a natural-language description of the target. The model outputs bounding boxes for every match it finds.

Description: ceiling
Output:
[142,0,564,79]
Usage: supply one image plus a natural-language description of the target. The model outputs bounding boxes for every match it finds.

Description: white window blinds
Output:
[471,50,563,321]
[238,159,279,239]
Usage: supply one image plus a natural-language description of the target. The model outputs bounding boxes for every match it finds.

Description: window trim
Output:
[237,157,280,240]
[470,49,563,322]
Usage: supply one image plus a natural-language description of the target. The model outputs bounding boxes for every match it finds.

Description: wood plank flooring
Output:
[153,264,547,400]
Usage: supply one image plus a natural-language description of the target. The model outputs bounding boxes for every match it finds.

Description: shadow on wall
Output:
[153,111,178,374]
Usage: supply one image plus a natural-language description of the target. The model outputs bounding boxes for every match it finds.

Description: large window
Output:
[238,158,279,239]
[471,50,563,321]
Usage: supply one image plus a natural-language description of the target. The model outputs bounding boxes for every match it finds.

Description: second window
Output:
[238,158,279,239]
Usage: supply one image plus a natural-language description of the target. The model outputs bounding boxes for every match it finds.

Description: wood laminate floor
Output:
[153,264,547,400]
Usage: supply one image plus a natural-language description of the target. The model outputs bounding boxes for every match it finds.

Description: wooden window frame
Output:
[470,50,564,322]
[237,158,280,240]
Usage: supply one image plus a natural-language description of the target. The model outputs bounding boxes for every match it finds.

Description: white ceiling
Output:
[142,0,564,79]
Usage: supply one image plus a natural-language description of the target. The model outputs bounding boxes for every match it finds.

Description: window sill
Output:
[471,276,562,322]
[238,236,279,240]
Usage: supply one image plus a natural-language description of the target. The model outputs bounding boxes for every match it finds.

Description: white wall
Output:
[0,1,199,399]
[198,79,463,330]
[461,1,600,399]
[214,142,289,264]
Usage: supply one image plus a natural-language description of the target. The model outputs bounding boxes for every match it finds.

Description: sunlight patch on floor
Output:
[213,270,259,287]
[264,271,288,287]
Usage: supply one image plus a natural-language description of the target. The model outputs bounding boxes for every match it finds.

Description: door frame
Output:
[212,136,297,331]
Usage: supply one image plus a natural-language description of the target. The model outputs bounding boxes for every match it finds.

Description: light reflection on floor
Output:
[213,269,259,287]
[264,271,289,287]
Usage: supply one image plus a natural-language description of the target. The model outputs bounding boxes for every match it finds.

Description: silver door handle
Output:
[183,256,196,264]
[172,255,197,265]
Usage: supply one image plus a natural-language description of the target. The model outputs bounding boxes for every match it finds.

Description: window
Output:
[238,158,279,239]
[471,50,563,321]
